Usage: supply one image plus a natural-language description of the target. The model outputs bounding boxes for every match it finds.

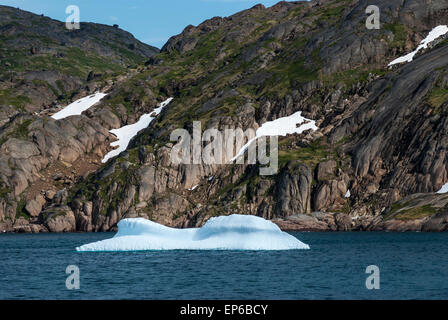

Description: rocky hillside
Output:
[0,5,159,232]
[0,5,158,114]
[2,0,448,233]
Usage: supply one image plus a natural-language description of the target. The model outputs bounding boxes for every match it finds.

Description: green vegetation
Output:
[68,160,138,216]
[319,5,345,20]
[278,138,338,169]
[428,87,448,110]
[434,38,448,50]
[385,200,437,221]
[286,59,319,82]
[323,68,387,88]
[386,201,408,217]
[99,40,148,66]
[389,204,437,221]
[107,88,149,115]
[383,23,408,48]
[127,148,140,164]
[15,199,30,220]
[314,1,350,25]
[0,89,31,109]
[0,186,11,199]
[1,46,120,79]
[0,118,33,146]
[184,30,223,67]
[55,79,65,93]
[14,119,32,138]
[32,79,60,97]
[0,19,157,111]
[257,58,319,98]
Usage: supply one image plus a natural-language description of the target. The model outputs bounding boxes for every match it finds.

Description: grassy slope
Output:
[0,6,158,109]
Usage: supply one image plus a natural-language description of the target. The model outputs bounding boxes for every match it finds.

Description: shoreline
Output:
[272,212,448,232]
[1,212,448,233]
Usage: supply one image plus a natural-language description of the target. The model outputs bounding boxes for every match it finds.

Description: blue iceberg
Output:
[76,215,310,251]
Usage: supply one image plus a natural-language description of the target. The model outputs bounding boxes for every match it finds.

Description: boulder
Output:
[275,163,312,216]
[2,138,40,159]
[317,160,337,181]
[25,194,46,217]
[42,205,76,232]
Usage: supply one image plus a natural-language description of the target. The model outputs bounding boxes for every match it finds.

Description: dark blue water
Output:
[0,232,447,300]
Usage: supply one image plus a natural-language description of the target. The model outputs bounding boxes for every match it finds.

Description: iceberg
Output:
[76,214,310,251]
[51,92,107,120]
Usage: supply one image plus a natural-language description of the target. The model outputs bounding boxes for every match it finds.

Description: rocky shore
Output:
[273,212,448,232]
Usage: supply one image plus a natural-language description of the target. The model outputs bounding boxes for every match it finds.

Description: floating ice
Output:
[102,98,173,163]
[437,183,448,194]
[231,111,318,162]
[388,25,448,67]
[51,92,107,120]
[76,215,310,251]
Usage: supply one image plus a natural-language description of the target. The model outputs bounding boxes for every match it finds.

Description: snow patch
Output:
[437,183,448,194]
[101,98,173,163]
[345,190,351,198]
[76,215,310,251]
[51,92,107,120]
[388,25,448,67]
[189,184,199,191]
[231,111,318,162]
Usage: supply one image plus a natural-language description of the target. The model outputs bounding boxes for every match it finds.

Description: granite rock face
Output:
[2,1,448,232]
[0,5,160,232]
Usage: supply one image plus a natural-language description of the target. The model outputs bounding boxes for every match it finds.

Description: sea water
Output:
[0,232,447,299]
